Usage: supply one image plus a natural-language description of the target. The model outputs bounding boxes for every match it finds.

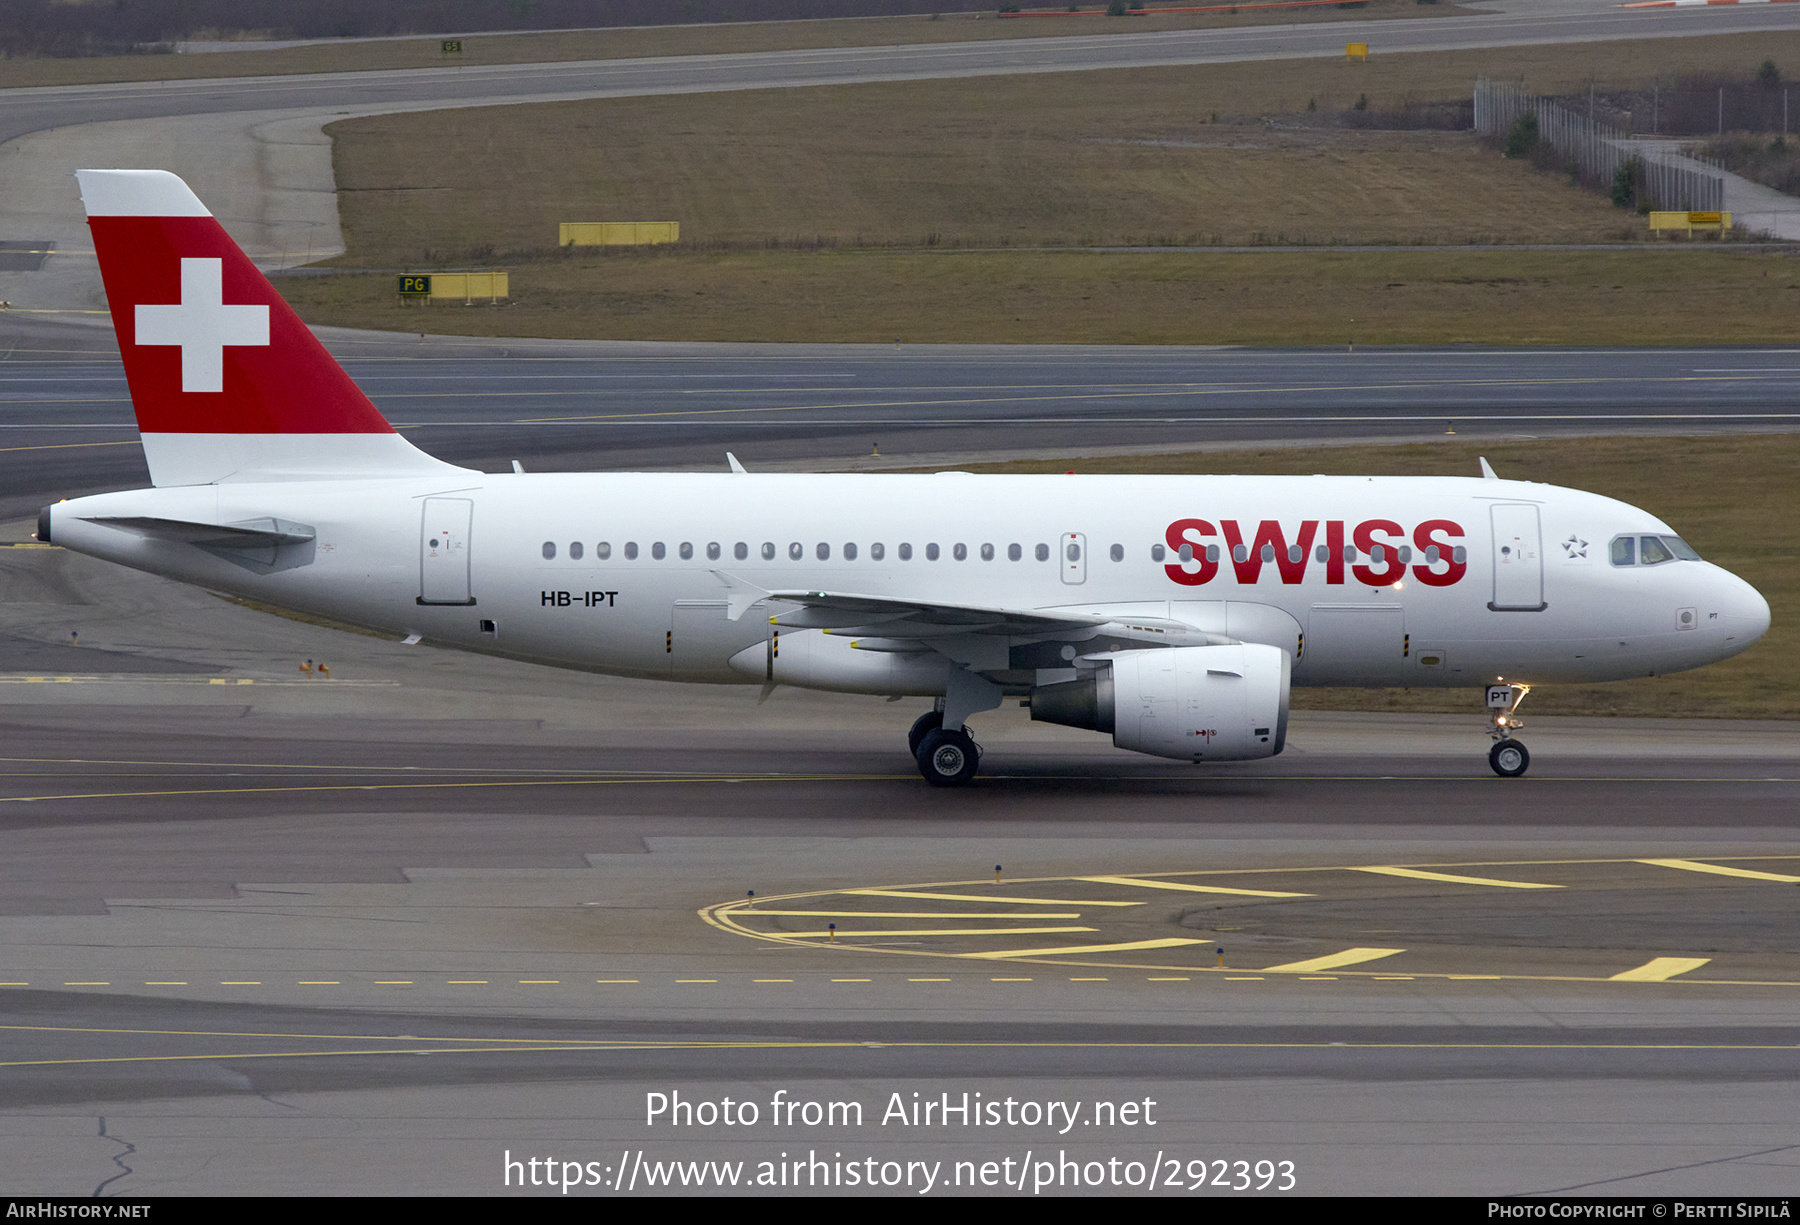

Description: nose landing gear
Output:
[1486,682,1532,777]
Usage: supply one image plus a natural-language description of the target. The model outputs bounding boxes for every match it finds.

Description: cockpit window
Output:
[1611,534,1700,566]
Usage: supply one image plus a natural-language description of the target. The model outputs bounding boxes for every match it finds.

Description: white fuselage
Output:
[48,470,1770,694]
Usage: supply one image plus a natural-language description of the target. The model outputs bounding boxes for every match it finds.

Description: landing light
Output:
[1391,581,1404,591]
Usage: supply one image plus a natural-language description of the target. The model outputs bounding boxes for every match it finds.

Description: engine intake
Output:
[1030,643,1289,762]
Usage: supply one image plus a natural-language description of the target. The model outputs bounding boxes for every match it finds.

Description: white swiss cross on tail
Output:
[135,258,269,393]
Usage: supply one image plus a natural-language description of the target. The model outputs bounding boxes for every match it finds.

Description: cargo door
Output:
[1490,503,1546,611]
[419,497,475,606]
[1302,604,1405,686]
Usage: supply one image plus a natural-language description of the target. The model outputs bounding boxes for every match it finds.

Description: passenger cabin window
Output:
[625,542,639,560]
[980,543,994,561]
[952,544,966,561]
[762,542,776,561]
[788,542,803,561]
[569,541,583,560]
[1151,544,1165,562]
[899,543,913,560]
[1110,544,1124,562]
[816,542,830,560]
[734,542,748,561]
[679,542,693,560]
[871,543,885,561]
[844,542,858,561]
[652,542,666,560]
[1009,543,1023,561]
[926,543,941,561]
[1035,543,1050,562]
[707,542,721,561]
[541,541,556,560]
[597,542,611,560]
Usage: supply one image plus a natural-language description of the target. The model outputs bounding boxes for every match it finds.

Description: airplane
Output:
[34,170,1772,785]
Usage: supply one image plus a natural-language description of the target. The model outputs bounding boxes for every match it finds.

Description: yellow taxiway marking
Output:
[831,978,872,983]
[845,889,1140,907]
[1353,866,1560,889]
[1610,957,1713,982]
[1373,976,1416,981]
[1637,858,1800,884]
[518,980,560,984]
[676,979,718,983]
[1225,976,1265,981]
[1147,976,1191,982]
[0,983,27,987]
[374,981,413,985]
[144,981,187,986]
[446,980,488,985]
[788,926,1095,939]
[908,978,951,982]
[1299,976,1338,981]
[1070,977,1108,982]
[963,937,1205,960]
[63,982,108,986]
[1262,948,1406,973]
[219,981,261,985]
[1075,874,1309,898]
[737,910,1083,919]
[0,439,141,454]
[296,981,339,985]
[990,977,1033,982]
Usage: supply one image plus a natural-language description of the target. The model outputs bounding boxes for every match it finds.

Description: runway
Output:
[2,314,1797,519]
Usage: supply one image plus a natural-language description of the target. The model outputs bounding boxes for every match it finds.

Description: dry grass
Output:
[942,435,1799,719]
[290,31,1800,345]
[280,247,1800,345]
[0,1,1463,89]
[329,115,1637,262]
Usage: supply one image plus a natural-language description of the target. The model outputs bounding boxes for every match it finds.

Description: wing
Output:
[709,570,1224,649]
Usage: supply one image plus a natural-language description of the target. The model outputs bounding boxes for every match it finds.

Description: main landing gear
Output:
[910,709,981,787]
[1485,682,1532,778]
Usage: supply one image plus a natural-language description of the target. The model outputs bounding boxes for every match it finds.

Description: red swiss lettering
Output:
[1324,520,1346,585]
[1162,518,1219,586]
[1411,519,1467,587]
[1352,519,1406,586]
[1221,520,1318,585]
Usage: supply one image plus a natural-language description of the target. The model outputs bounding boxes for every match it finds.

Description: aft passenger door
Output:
[419,497,475,606]
[1489,504,1546,611]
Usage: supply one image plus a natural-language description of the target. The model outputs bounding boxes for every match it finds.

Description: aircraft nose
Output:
[1712,568,1771,648]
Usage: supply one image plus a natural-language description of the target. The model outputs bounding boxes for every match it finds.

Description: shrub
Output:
[1758,60,1781,86]
[1503,111,1539,158]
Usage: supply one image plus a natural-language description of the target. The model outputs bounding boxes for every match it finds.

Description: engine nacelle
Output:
[1030,643,1289,762]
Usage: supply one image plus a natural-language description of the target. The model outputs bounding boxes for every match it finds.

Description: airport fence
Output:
[1474,78,1725,212]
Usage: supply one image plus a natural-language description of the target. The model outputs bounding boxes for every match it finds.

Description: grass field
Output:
[287,31,1800,344]
[933,434,1796,719]
[0,1,1462,89]
[280,246,1800,346]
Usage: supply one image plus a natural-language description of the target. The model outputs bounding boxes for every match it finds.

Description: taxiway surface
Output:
[0,534,1795,1194]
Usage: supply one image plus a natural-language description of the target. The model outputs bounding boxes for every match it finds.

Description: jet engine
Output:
[1029,643,1290,762]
